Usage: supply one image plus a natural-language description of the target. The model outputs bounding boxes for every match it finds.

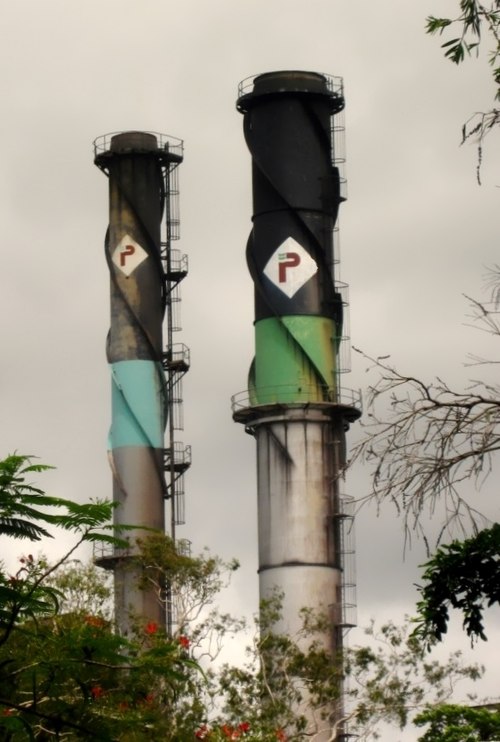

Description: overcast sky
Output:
[1,1,499,738]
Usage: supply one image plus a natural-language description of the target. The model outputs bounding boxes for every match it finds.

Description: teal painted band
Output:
[109,360,165,449]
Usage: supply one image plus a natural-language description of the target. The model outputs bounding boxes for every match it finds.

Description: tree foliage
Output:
[345,620,482,740]
[414,703,500,741]
[215,593,342,740]
[426,1,500,181]
[414,524,500,646]
[0,598,199,741]
[426,1,500,88]
[0,454,491,740]
[0,455,200,740]
[135,531,240,633]
[0,454,130,642]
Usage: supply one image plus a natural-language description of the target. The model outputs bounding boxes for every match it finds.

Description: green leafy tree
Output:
[426,1,500,180]
[414,524,500,646]
[135,530,240,633]
[0,455,200,740]
[426,2,500,93]
[345,620,482,740]
[46,558,113,619]
[0,454,124,640]
[0,454,491,740]
[209,601,482,741]
[415,703,500,741]
[214,593,342,740]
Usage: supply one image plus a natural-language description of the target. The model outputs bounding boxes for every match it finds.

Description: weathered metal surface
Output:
[237,71,345,405]
[254,412,344,604]
[106,133,165,362]
[96,131,168,634]
[236,73,358,740]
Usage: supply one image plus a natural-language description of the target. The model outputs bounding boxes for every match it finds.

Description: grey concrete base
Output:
[254,413,346,740]
[110,446,165,634]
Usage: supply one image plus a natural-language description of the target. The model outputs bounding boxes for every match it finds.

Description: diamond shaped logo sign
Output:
[112,234,148,277]
[263,237,317,298]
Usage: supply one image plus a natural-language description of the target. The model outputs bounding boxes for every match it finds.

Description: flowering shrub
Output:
[194,722,252,740]
[84,614,106,628]
[90,685,104,700]
[195,724,210,739]
[0,458,487,741]
[192,722,288,740]
[145,621,159,635]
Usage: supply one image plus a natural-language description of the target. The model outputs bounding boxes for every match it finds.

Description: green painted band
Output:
[109,360,165,449]
[251,316,338,404]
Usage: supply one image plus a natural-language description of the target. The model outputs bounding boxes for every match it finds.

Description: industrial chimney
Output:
[233,71,361,737]
[94,131,188,634]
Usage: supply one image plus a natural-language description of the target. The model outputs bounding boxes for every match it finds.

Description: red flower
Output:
[145,621,158,635]
[275,731,287,741]
[221,725,242,739]
[91,685,104,700]
[238,722,250,733]
[85,615,105,628]
[195,724,209,739]
[178,634,190,649]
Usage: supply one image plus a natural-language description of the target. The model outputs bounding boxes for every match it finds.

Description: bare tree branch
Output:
[350,284,500,544]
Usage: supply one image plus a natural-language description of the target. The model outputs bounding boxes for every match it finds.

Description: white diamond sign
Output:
[263,237,317,298]
[112,234,148,277]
